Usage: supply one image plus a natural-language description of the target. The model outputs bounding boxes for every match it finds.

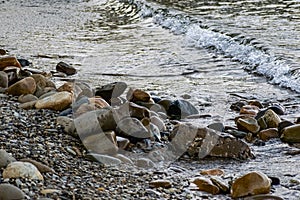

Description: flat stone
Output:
[0,149,16,168]
[192,177,220,195]
[281,124,300,143]
[231,171,271,198]
[258,128,279,141]
[35,91,72,111]
[0,183,25,200]
[237,117,260,134]
[7,77,36,96]
[149,180,172,188]
[210,177,229,193]
[3,161,44,180]
[150,115,166,132]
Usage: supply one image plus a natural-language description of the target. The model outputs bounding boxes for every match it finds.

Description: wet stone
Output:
[56,61,77,75]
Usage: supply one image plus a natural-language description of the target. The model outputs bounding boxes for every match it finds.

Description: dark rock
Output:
[56,61,77,75]
[230,101,247,112]
[208,122,224,132]
[0,49,6,55]
[95,82,127,104]
[278,120,294,135]
[0,183,25,200]
[17,58,32,67]
[167,99,199,119]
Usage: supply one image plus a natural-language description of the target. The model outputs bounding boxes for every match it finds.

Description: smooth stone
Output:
[0,56,22,70]
[200,169,224,176]
[231,171,271,198]
[56,116,77,137]
[0,71,8,88]
[210,177,229,193]
[258,128,279,141]
[240,105,260,116]
[56,61,77,75]
[192,177,220,195]
[57,82,74,93]
[23,68,44,75]
[3,161,44,180]
[149,180,172,188]
[167,99,199,119]
[72,96,89,111]
[172,123,254,160]
[278,120,294,135]
[35,91,72,111]
[136,158,155,168]
[18,100,37,110]
[31,74,47,90]
[19,158,55,173]
[7,77,36,96]
[281,124,300,143]
[225,129,247,139]
[116,136,130,149]
[85,153,121,166]
[114,102,150,120]
[113,154,134,165]
[236,117,260,134]
[95,82,127,103]
[257,117,268,130]
[82,131,118,155]
[0,149,16,168]
[40,189,61,195]
[150,116,166,132]
[89,97,110,109]
[116,117,151,139]
[267,104,285,115]
[127,88,151,102]
[208,122,224,132]
[18,94,38,103]
[261,109,281,128]
[0,183,25,200]
[59,108,72,116]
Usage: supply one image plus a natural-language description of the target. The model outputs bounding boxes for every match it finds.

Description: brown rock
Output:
[35,91,72,111]
[57,82,74,93]
[18,100,37,109]
[89,97,110,109]
[56,61,77,75]
[240,105,260,116]
[200,169,224,176]
[20,158,55,173]
[150,180,172,188]
[0,56,22,70]
[231,171,271,198]
[31,74,47,90]
[261,109,281,128]
[237,117,260,134]
[3,161,44,180]
[192,177,220,194]
[0,71,8,88]
[281,124,300,143]
[258,128,279,141]
[18,94,38,103]
[127,88,151,102]
[7,77,36,96]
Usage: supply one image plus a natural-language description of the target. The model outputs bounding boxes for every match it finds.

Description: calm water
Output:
[1,0,300,198]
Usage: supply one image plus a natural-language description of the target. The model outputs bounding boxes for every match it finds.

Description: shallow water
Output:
[1,0,300,199]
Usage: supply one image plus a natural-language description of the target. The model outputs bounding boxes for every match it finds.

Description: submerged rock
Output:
[231,171,271,198]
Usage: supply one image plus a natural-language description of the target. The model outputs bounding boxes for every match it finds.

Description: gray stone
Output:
[56,116,77,137]
[3,161,44,180]
[0,71,8,88]
[116,117,151,139]
[85,153,121,166]
[0,149,16,168]
[0,183,25,200]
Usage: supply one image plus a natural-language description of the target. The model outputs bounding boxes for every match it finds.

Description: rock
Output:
[18,100,37,109]
[31,74,47,90]
[18,94,38,103]
[167,99,199,119]
[95,82,127,104]
[127,88,151,102]
[89,97,110,109]
[236,117,260,134]
[258,128,279,141]
[56,61,77,75]
[248,100,263,109]
[278,120,294,135]
[56,116,77,137]
[3,66,20,86]
[3,161,44,180]
[0,149,16,168]
[35,91,72,111]
[114,102,150,120]
[157,99,172,113]
[240,105,260,116]
[0,71,8,88]
[231,171,271,198]
[149,180,172,188]
[226,129,247,139]
[0,56,22,70]
[267,104,285,115]
[19,158,55,173]
[210,177,229,193]
[230,101,247,111]
[200,169,224,176]
[261,109,281,128]
[208,122,224,132]
[74,103,96,117]
[0,49,6,55]
[57,82,74,93]
[150,116,166,132]
[7,77,36,96]
[281,124,300,143]
[192,177,220,195]
[244,194,284,200]
[17,58,32,67]
[116,136,130,150]
[116,117,151,140]
[0,183,25,200]
[85,153,121,166]
[172,123,254,160]
[82,131,118,155]
[114,154,134,165]
[136,158,155,168]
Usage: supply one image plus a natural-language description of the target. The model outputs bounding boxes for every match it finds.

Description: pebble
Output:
[150,179,172,188]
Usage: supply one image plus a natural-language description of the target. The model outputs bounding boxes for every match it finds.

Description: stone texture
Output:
[18,94,38,103]
[0,183,25,200]
[200,169,224,176]
[57,82,74,93]
[231,171,271,198]
[56,61,77,75]
[35,91,72,111]
[7,77,36,96]
[167,99,199,119]
[0,71,8,88]
[0,56,22,70]
[89,97,110,109]
[3,161,44,180]
[240,105,260,116]
[0,149,16,168]
[150,180,172,188]
[127,88,151,102]
[20,158,55,173]
[281,124,300,143]
[31,74,47,90]
[116,117,151,139]
[258,128,279,141]
[236,117,260,134]
[18,100,37,110]
[56,116,77,137]
[192,177,220,194]
[261,109,281,128]
[95,82,127,104]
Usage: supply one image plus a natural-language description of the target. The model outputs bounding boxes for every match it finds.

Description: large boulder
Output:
[35,91,72,111]
[231,171,271,198]
[6,77,36,96]
[0,56,22,70]
[281,124,300,143]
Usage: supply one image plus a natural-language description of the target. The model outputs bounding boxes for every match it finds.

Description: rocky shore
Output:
[0,52,300,199]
